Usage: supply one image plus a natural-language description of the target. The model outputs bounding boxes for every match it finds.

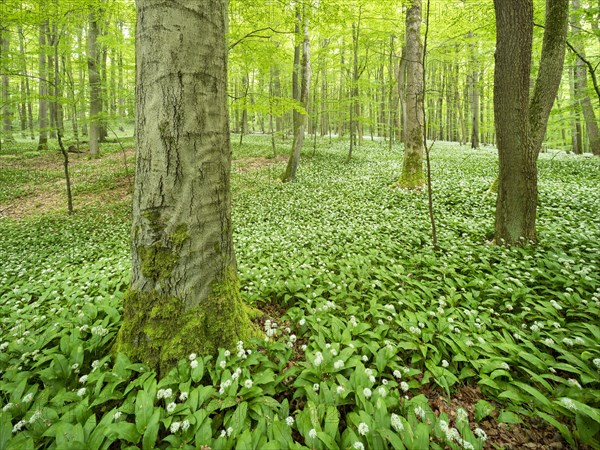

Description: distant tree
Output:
[397,0,425,188]
[493,0,569,244]
[87,7,101,156]
[115,0,254,374]
[282,5,310,182]
[1,26,14,143]
[571,0,600,156]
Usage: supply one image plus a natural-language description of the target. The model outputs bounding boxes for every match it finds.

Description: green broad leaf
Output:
[474,400,495,422]
[497,410,523,424]
[377,428,406,450]
[228,401,249,438]
[270,419,293,447]
[135,390,154,434]
[497,389,525,403]
[191,359,205,382]
[83,413,97,441]
[6,433,34,450]
[307,400,320,429]
[576,413,600,444]
[0,412,12,449]
[324,406,340,438]
[477,376,500,391]
[55,422,85,449]
[253,369,275,386]
[317,431,340,450]
[375,349,388,373]
[413,423,430,450]
[142,410,161,450]
[235,429,254,450]
[512,382,552,408]
[107,422,140,443]
[565,399,600,423]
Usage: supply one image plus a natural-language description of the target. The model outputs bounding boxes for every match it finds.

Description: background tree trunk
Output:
[88,11,101,156]
[116,0,253,374]
[37,22,49,151]
[1,28,14,143]
[282,7,310,182]
[571,0,600,155]
[398,0,424,188]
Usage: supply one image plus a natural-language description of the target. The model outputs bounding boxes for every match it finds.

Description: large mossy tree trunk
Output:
[115,0,254,375]
[494,0,568,244]
[397,0,424,188]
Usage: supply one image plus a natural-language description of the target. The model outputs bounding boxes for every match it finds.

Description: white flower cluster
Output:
[220,426,234,438]
[157,388,173,400]
[264,319,278,339]
[391,413,403,432]
[91,325,109,336]
[313,351,323,366]
[358,422,369,436]
[170,419,190,433]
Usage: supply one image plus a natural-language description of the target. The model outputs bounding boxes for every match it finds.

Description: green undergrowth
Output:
[0,137,599,449]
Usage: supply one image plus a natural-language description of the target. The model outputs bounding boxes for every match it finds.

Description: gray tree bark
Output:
[571,0,600,155]
[115,0,253,373]
[283,7,310,182]
[37,22,49,151]
[494,0,568,244]
[469,32,479,149]
[87,10,101,156]
[398,0,424,188]
[1,28,13,143]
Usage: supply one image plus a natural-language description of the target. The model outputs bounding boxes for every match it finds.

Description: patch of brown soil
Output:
[427,385,567,449]
[234,155,287,173]
[0,148,135,220]
[0,176,133,220]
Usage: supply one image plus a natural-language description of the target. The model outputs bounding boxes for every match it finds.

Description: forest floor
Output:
[0,134,598,449]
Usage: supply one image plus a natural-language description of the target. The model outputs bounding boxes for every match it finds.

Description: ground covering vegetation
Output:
[0,136,599,449]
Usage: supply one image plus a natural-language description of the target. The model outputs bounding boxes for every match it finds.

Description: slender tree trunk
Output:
[468,32,480,149]
[282,8,310,182]
[47,26,57,139]
[398,0,424,188]
[571,0,600,155]
[570,65,583,154]
[1,28,14,143]
[78,26,87,137]
[397,45,407,143]
[18,28,35,140]
[494,0,568,244]
[116,0,253,374]
[37,22,49,150]
[88,11,101,156]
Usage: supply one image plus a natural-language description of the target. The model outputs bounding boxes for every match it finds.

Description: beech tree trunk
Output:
[1,29,13,143]
[87,11,101,156]
[115,0,253,374]
[282,7,310,182]
[571,0,600,155]
[398,0,424,188]
[37,22,49,151]
[494,0,568,244]
[469,32,479,149]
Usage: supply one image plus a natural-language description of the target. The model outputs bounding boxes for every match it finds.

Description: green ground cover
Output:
[0,136,599,449]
